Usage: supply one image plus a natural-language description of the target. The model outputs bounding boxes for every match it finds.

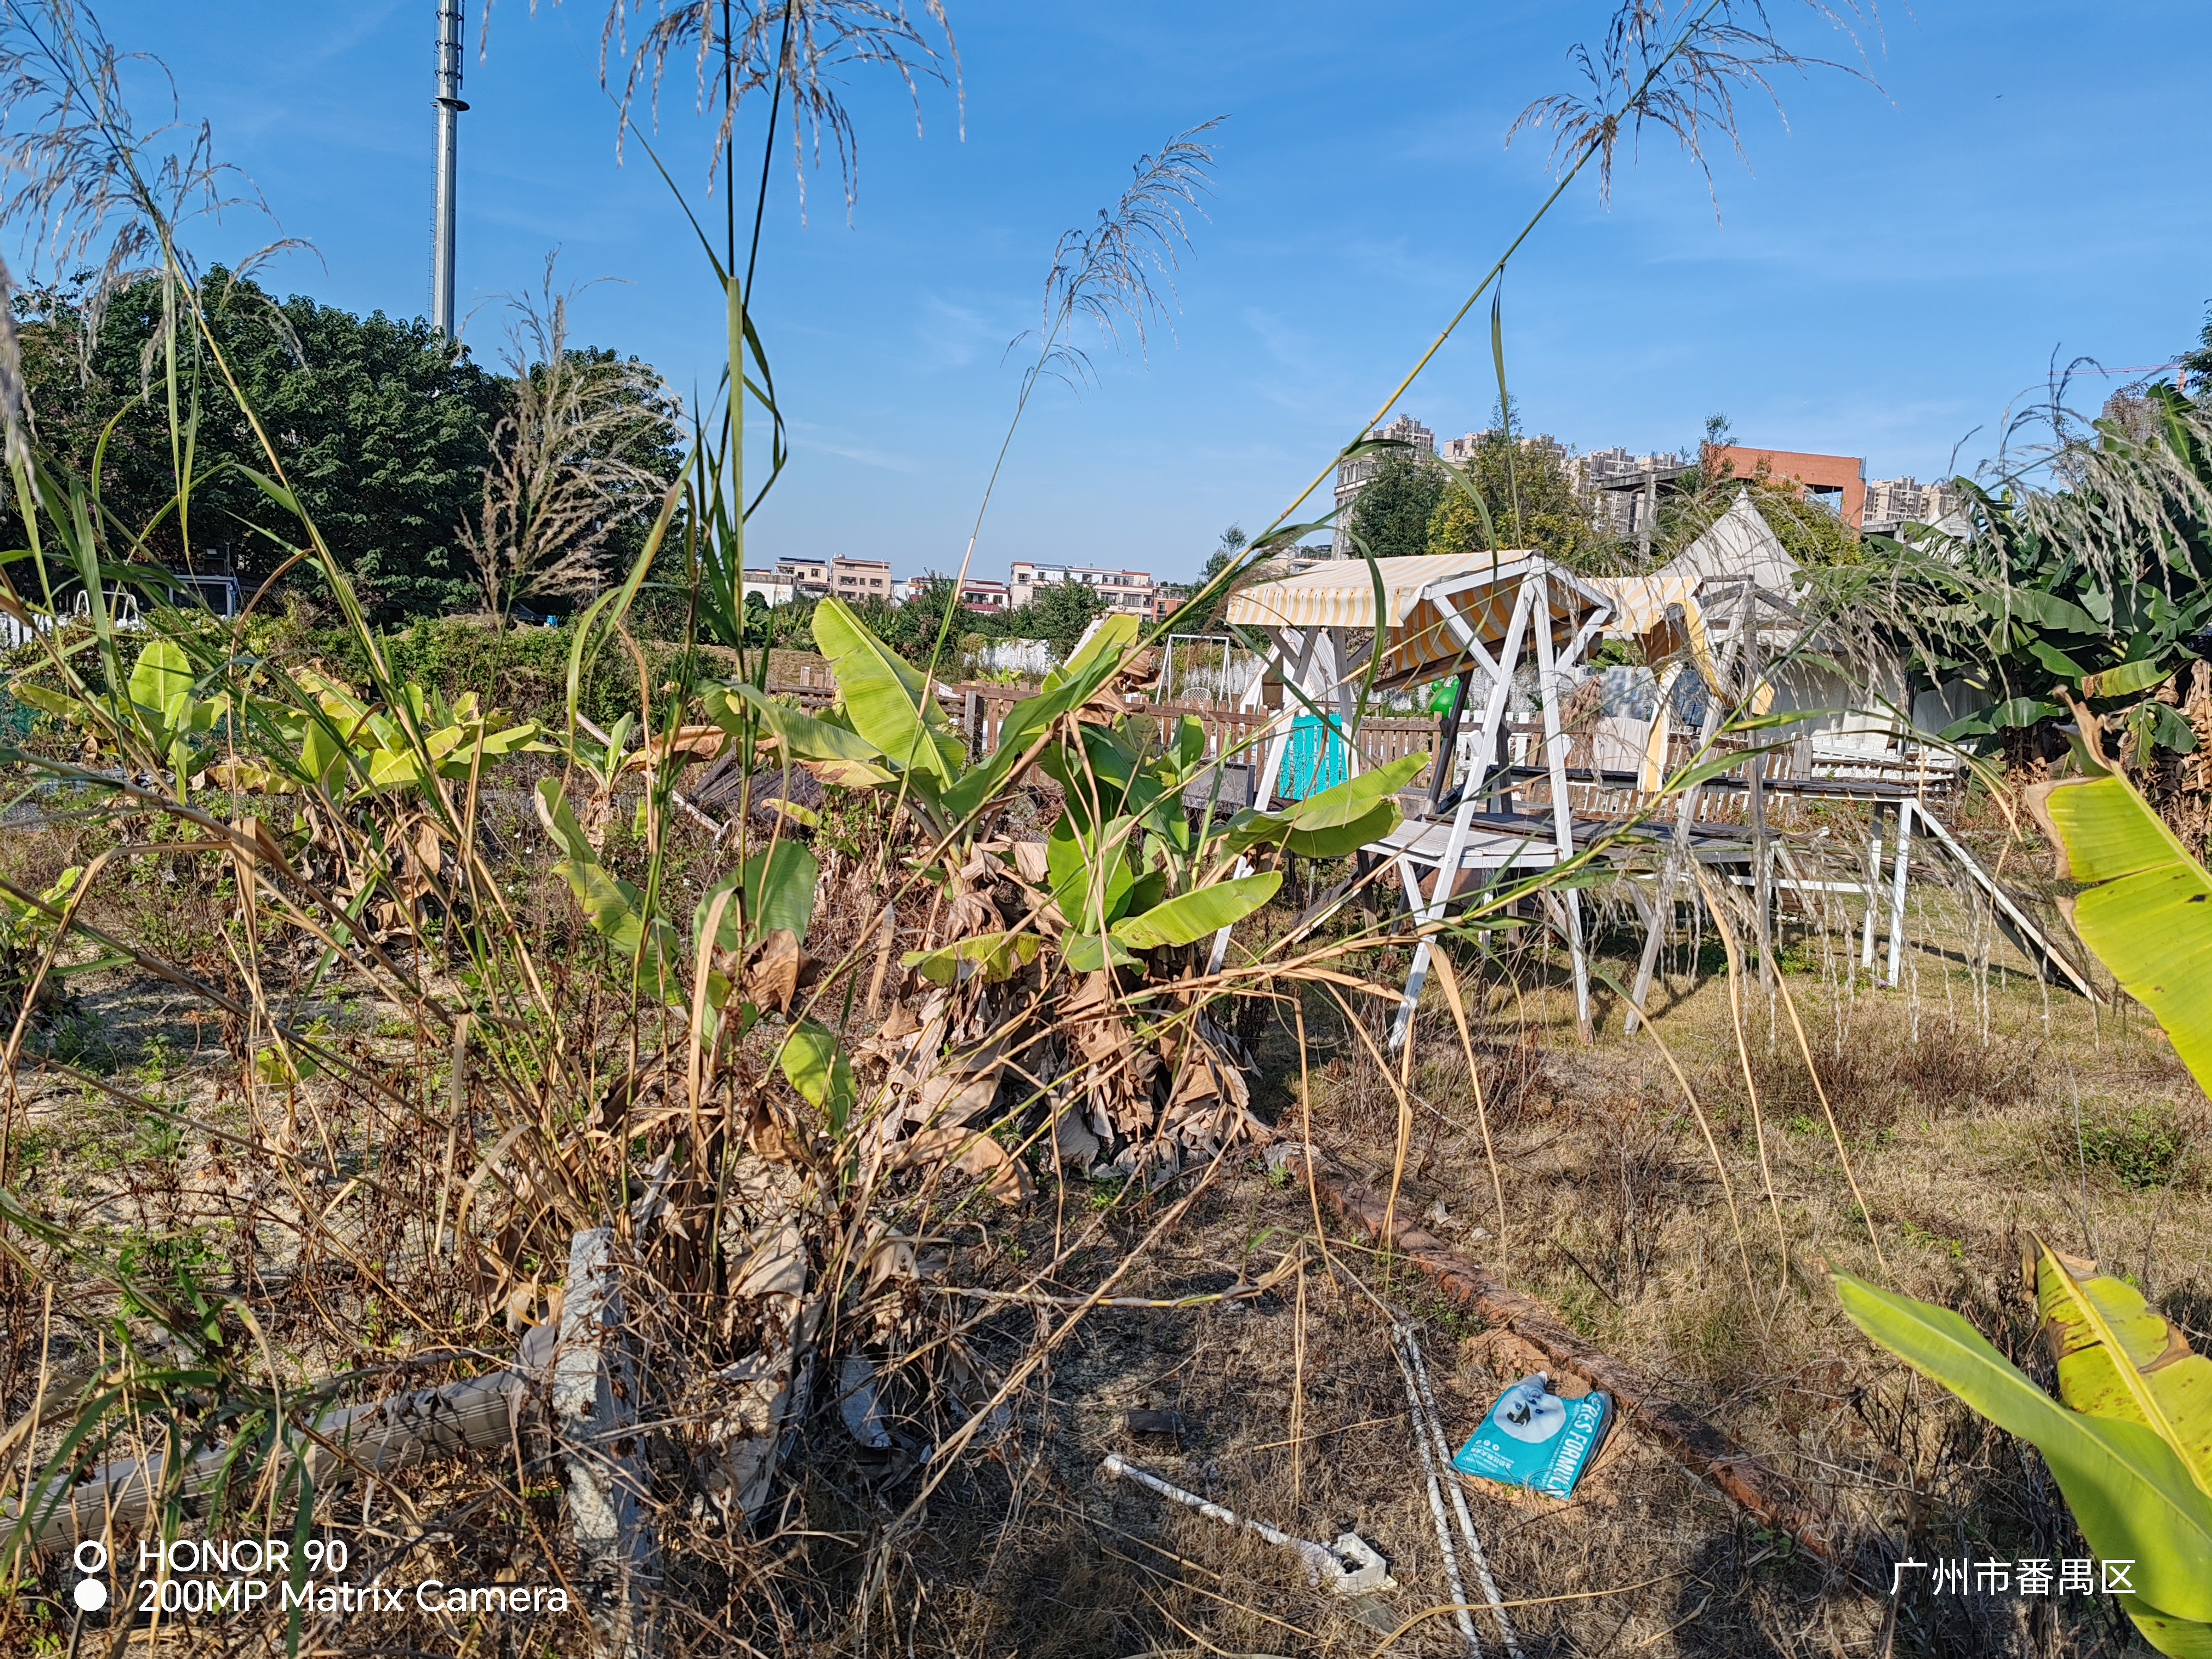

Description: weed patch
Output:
[2070,1103,2192,1189]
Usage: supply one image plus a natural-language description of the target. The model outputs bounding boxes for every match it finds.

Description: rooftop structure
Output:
[1570,446,1686,543]
[959,578,1010,613]
[742,569,797,606]
[1704,445,1867,529]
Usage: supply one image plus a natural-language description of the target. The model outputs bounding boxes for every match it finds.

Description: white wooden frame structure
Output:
[1223,552,1619,1048]
[1207,546,2095,1051]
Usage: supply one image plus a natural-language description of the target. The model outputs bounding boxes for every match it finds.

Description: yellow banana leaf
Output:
[2033,1241,2212,1498]
[2029,1240,2212,1655]
[2027,769,2212,1092]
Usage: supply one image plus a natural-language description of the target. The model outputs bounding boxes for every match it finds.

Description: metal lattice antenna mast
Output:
[431,0,468,339]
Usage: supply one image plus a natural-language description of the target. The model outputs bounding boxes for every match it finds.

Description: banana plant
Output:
[2025,756,2212,1085]
[289,672,554,796]
[205,671,553,801]
[536,775,847,1126]
[12,635,230,796]
[1836,739,2212,1656]
[535,776,815,1010]
[709,598,1427,1083]
[1927,387,2212,758]
[1831,1256,2212,1654]
[716,598,1152,837]
[1219,749,1433,859]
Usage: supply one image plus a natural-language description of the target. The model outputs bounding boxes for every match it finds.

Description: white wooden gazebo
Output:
[1225,551,1621,1043]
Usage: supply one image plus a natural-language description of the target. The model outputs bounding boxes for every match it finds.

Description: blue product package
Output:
[1449,1373,1612,1500]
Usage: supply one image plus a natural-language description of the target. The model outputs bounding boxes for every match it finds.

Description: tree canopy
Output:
[2182,302,2212,404]
[1427,432,1616,567]
[1343,454,1445,560]
[7,268,679,623]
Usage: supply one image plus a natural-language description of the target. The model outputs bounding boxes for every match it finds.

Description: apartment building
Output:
[1861,476,1969,532]
[831,557,894,602]
[1009,561,1159,623]
[775,557,830,598]
[1331,414,1435,554]
[960,579,1011,613]
[770,556,898,602]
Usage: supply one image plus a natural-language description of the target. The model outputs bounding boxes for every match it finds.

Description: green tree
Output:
[1345,454,1445,560]
[1426,432,1615,567]
[1196,523,1246,589]
[9,268,678,624]
[1019,577,1107,658]
[862,573,962,664]
[2182,302,2212,406]
[1175,523,1249,628]
[1658,454,1861,569]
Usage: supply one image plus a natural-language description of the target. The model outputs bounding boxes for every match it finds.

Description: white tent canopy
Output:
[1227,550,1613,1043]
[1665,488,1801,595]
[1225,549,1614,690]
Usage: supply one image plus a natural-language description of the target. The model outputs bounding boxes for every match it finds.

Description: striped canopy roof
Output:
[1225,550,1611,686]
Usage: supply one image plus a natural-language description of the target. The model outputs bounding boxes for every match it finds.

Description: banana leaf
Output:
[2123,1602,2212,1658]
[535,779,681,1004]
[2082,659,2174,700]
[1834,1271,2212,1633]
[2032,1242,2212,1496]
[779,1018,855,1134]
[1061,930,1141,973]
[1043,612,1140,692]
[127,637,195,724]
[716,681,886,766]
[2027,770,2212,1091]
[902,930,1042,986]
[742,840,819,943]
[811,598,964,786]
[1111,870,1282,951]
[1220,751,1429,855]
[1047,813,1133,932]
[939,636,1138,824]
[1981,588,2102,635]
[1283,751,1429,830]
[1285,800,1399,859]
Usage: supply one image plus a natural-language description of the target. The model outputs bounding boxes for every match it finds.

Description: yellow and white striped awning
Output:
[1587,570,1716,675]
[1225,551,1608,685]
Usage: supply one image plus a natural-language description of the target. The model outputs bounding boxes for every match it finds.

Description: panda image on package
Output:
[1451,1373,1613,1499]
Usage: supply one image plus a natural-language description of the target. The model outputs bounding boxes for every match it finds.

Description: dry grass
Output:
[3,796,2202,1657]
[787,888,2206,1658]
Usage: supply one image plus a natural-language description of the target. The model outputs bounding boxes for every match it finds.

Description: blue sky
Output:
[89,2,2212,583]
